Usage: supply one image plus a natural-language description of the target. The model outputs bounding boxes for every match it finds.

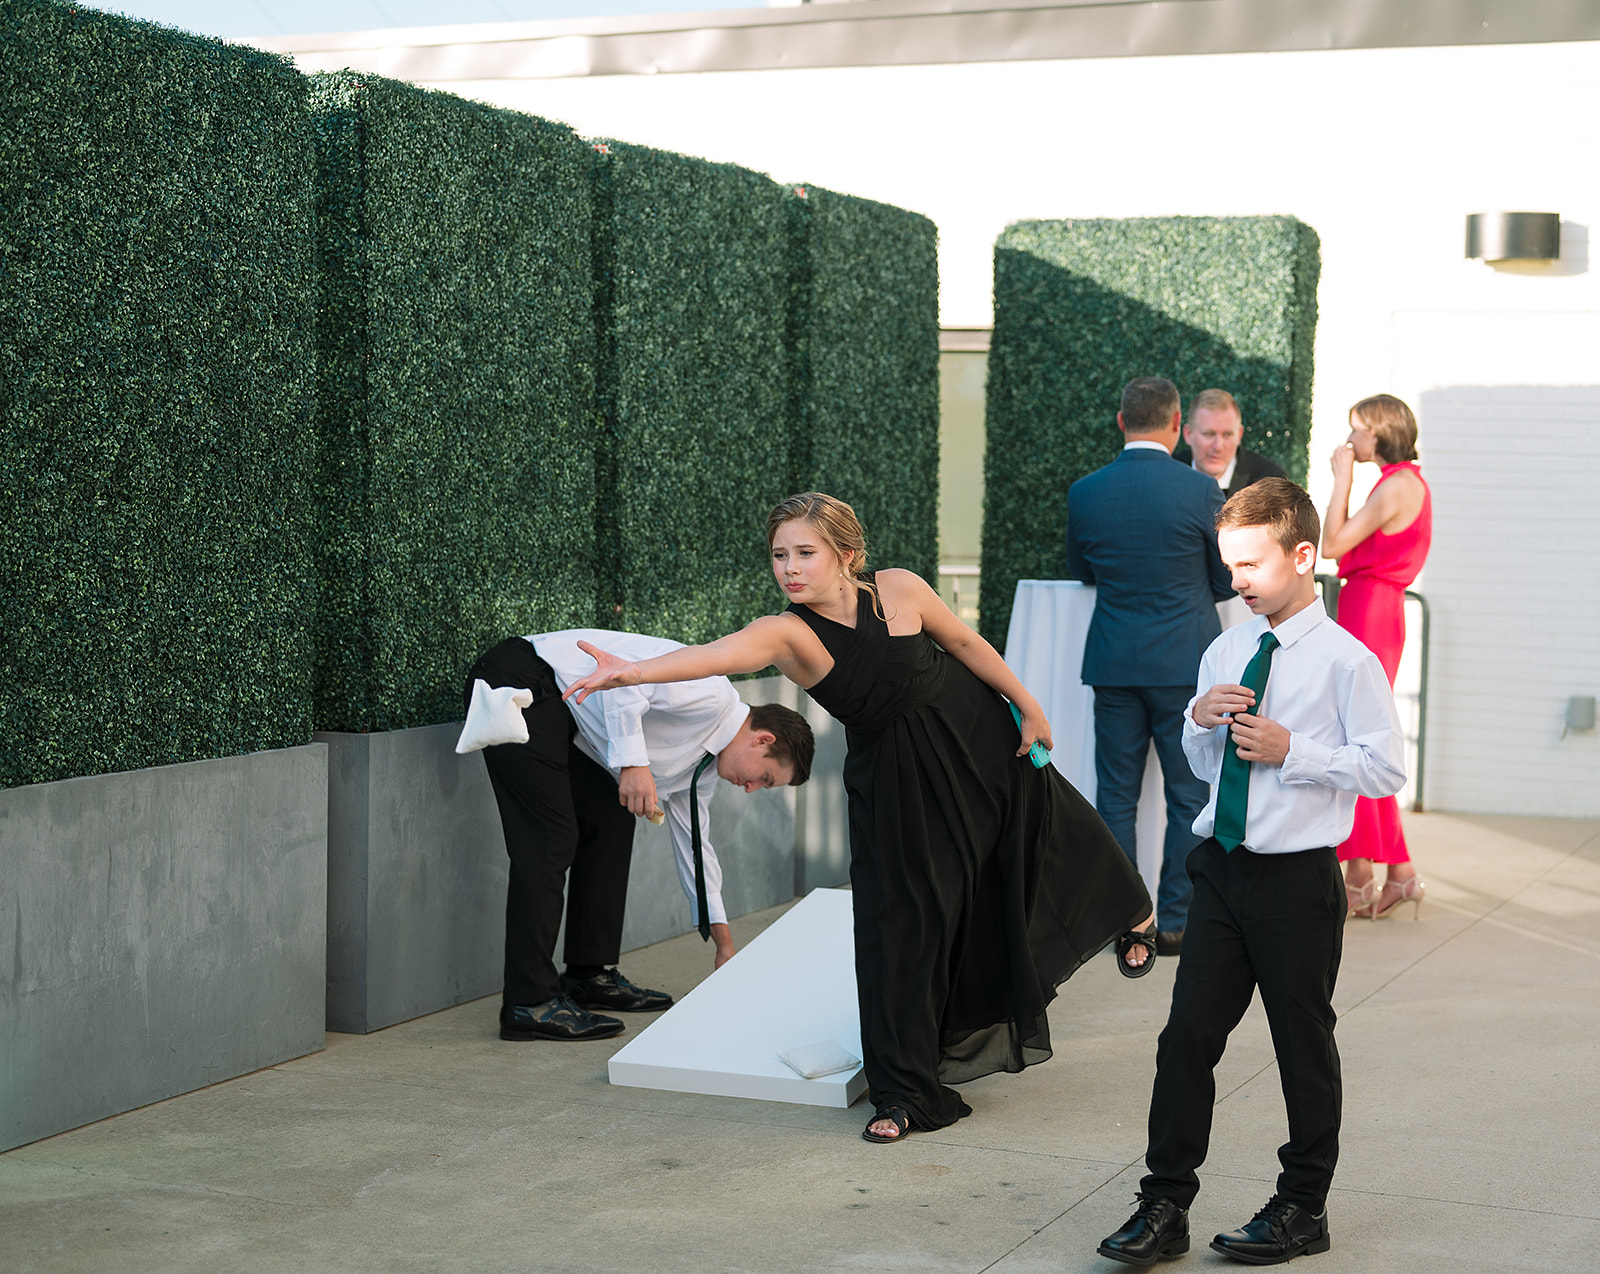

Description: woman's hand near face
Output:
[1330,442,1355,485]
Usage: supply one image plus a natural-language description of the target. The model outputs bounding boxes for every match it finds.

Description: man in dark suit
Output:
[1178,387,1288,499]
[1066,378,1233,954]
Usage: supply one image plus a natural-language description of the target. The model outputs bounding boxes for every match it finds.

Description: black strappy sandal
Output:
[1116,929,1157,978]
[862,1106,915,1144]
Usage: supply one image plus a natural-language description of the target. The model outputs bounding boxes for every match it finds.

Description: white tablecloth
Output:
[1003,581,1250,901]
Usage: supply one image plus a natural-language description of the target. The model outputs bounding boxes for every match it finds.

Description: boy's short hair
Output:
[748,702,814,786]
[1120,377,1180,435]
[1217,477,1320,555]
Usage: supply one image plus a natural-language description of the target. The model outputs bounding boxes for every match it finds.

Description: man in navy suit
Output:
[1066,377,1233,954]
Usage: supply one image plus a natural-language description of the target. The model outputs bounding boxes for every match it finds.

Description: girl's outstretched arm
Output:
[564,616,798,706]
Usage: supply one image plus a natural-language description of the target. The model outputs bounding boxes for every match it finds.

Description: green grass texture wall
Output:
[310,74,598,732]
[1,0,318,788]
[787,185,940,584]
[592,142,793,645]
[980,216,1320,647]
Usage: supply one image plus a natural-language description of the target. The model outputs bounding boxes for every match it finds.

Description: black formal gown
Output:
[789,578,1152,1131]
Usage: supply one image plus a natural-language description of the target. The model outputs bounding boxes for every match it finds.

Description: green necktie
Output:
[1213,630,1280,852]
[689,752,717,941]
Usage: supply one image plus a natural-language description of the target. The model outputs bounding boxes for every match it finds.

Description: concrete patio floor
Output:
[4,811,1597,1273]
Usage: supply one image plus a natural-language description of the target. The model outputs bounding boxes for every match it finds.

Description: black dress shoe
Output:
[1097,1194,1190,1266]
[499,994,624,1042]
[1210,1195,1330,1264]
[1155,930,1184,957]
[559,967,673,1012]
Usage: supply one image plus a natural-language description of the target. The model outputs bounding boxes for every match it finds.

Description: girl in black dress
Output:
[566,493,1153,1142]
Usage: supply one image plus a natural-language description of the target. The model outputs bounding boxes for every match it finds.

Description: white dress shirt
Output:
[1183,600,1406,854]
[529,629,750,926]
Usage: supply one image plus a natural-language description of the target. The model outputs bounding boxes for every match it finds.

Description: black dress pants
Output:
[465,638,635,1009]
[1142,837,1346,1214]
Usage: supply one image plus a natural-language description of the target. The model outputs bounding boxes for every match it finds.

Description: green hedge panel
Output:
[979,216,1320,646]
[787,185,940,583]
[0,0,317,788]
[310,74,597,731]
[593,142,792,643]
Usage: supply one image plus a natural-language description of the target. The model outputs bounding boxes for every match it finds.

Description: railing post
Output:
[1407,589,1430,813]
[1318,575,1428,813]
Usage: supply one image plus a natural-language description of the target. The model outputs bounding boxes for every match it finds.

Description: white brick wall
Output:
[1418,385,1600,816]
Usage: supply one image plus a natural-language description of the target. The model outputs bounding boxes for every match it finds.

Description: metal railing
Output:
[1317,574,1430,812]
[943,566,1431,811]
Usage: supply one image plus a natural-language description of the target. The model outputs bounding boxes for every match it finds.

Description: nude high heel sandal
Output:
[1372,877,1425,920]
[1345,879,1378,920]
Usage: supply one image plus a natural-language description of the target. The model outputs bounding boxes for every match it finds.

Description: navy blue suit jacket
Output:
[1065,447,1233,688]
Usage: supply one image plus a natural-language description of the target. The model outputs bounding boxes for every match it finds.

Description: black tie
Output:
[689,752,717,941]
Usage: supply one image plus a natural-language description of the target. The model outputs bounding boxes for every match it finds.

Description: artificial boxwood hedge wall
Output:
[593,142,793,645]
[310,74,598,732]
[0,0,318,788]
[979,216,1320,646]
[3,1,942,782]
[787,186,940,583]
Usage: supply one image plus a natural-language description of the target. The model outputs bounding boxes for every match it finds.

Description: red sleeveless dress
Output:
[1336,462,1431,864]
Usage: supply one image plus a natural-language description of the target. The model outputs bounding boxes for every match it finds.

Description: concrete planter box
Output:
[318,722,509,1034]
[0,744,328,1152]
[320,674,848,1033]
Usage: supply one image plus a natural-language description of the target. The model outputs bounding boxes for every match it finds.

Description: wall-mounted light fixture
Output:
[1564,695,1596,738]
[1466,212,1561,262]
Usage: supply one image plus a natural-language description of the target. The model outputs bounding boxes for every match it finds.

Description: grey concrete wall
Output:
[322,675,851,1031]
[318,723,507,1034]
[0,744,328,1153]
[795,690,851,893]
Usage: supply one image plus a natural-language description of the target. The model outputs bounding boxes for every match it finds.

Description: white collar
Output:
[1123,440,1170,453]
[1194,455,1238,489]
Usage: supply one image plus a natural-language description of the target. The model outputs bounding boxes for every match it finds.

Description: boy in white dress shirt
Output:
[465,630,813,1044]
[1098,479,1406,1268]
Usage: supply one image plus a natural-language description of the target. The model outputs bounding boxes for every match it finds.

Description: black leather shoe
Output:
[1097,1194,1190,1266]
[559,967,673,1012]
[1155,930,1184,957]
[1210,1195,1330,1264]
[499,994,624,1042]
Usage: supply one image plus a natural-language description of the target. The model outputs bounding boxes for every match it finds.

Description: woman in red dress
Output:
[1321,394,1431,919]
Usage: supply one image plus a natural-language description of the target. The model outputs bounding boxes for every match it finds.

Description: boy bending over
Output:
[1098,478,1405,1267]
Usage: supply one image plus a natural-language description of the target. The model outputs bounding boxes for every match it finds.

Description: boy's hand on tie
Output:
[1229,713,1290,766]
[1193,683,1256,730]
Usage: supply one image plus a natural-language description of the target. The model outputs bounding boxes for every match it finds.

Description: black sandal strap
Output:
[863,1106,913,1142]
[1116,929,1157,978]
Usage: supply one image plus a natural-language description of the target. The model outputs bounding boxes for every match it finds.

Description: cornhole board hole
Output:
[607,887,867,1108]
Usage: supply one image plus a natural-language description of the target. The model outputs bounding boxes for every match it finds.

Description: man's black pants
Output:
[1142,837,1346,1214]
[465,637,634,1010]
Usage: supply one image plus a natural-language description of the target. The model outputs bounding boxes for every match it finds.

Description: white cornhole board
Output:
[607,887,867,1108]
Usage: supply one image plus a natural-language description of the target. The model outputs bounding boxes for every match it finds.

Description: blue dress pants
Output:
[1091,684,1206,932]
